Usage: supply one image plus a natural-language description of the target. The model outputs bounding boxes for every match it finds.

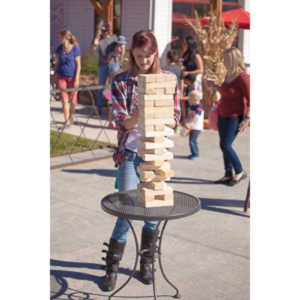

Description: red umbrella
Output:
[201,8,250,29]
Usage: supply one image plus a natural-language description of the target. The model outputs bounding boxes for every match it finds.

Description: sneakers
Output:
[188,155,199,160]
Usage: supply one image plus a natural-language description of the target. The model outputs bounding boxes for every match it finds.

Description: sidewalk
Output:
[50,105,250,300]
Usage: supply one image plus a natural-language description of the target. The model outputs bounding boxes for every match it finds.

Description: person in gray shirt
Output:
[164,49,183,91]
[88,23,117,113]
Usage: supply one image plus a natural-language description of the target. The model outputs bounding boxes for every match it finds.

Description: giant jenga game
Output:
[137,74,177,208]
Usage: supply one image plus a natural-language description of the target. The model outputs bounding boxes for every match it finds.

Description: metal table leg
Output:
[156,220,181,299]
[108,219,139,300]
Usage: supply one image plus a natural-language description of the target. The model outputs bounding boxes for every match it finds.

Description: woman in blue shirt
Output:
[55,29,81,127]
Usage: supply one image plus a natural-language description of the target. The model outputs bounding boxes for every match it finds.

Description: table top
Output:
[101,190,201,221]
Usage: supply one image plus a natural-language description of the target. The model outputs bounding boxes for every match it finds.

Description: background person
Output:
[207,47,250,186]
[182,35,204,97]
[180,74,196,122]
[55,29,81,127]
[101,30,181,292]
[88,23,117,115]
[105,35,127,128]
[183,90,204,160]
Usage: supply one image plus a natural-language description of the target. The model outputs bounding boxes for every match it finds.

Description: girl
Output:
[101,30,181,291]
[55,29,81,127]
[207,47,250,186]
[182,35,204,97]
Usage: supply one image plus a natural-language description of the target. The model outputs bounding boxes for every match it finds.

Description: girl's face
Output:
[132,47,156,73]
[116,45,123,55]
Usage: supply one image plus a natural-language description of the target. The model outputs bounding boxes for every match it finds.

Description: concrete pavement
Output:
[50,105,250,300]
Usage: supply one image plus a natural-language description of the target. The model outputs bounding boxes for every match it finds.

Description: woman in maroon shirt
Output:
[208,47,250,186]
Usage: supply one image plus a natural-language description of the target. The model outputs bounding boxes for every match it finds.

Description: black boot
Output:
[101,238,126,291]
[140,229,158,285]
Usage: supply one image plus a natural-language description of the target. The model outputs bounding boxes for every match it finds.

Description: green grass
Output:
[81,50,130,76]
[81,54,98,76]
[50,130,116,155]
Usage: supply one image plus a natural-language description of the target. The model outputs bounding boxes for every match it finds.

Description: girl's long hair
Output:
[223,47,246,75]
[183,35,199,61]
[59,29,79,46]
[129,30,161,74]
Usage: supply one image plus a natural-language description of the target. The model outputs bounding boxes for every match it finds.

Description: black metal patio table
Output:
[101,189,201,300]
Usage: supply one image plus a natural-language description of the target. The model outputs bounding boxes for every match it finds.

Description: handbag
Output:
[208,106,219,131]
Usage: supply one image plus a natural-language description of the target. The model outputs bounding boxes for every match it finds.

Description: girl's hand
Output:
[93,35,100,46]
[239,118,250,132]
[183,71,189,77]
[74,78,80,89]
[131,105,139,122]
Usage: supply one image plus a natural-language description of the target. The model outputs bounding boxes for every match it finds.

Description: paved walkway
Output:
[50,102,250,300]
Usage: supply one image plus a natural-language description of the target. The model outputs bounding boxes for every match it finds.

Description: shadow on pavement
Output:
[50,259,177,298]
[200,197,249,218]
[62,169,116,177]
[167,176,214,185]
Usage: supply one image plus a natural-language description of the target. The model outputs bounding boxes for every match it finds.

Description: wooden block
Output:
[138,118,175,126]
[165,87,176,94]
[138,74,161,84]
[138,171,155,181]
[142,151,173,162]
[139,110,174,119]
[144,136,165,143]
[138,100,154,107]
[138,137,174,150]
[155,168,175,180]
[154,124,165,131]
[159,74,177,82]
[156,162,173,173]
[139,181,167,191]
[137,186,174,207]
[139,94,174,101]
[140,81,176,90]
[143,127,174,138]
[154,99,174,107]
[138,148,165,156]
[138,161,164,171]
[138,187,155,202]
[141,198,174,208]
[153,184,173,196]
[155,193,174,201]
[139,87,166,95]
[140,106,173,114]
[139,125,154,135]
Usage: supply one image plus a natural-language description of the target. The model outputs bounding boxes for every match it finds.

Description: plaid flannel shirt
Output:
[111,70,181,166]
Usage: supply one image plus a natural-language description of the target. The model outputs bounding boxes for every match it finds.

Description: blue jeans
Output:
[218,116,243,177]
[108,63,120,74]
[189,130,201,156]
[111,150,158,243]
[97,65,109,109]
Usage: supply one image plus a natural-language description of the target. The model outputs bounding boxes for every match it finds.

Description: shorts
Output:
[56,75,78,103]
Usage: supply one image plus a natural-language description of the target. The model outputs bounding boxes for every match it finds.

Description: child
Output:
[105,36,127,128]
[164,49,184,92]
[104,69,123,128]
[180,74,197,122]
[184,90,204,160]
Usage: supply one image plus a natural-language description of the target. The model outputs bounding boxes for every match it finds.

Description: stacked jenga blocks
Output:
[137,74,176,208]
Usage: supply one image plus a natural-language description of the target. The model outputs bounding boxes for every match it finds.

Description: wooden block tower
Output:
[137,74,177,208]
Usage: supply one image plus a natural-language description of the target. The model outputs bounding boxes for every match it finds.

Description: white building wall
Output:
[51,0,94,54]
[121,0,173,68]
[238,0,250,71]
[152,0,173,68]
[63,0,94,54]
[121,0,151,47]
